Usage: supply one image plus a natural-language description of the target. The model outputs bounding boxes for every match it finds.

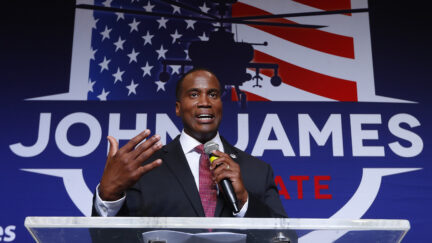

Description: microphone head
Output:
[204,141,219,155]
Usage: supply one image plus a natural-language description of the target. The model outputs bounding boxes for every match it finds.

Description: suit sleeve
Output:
[244,164,287,218]
[91,181,144,217]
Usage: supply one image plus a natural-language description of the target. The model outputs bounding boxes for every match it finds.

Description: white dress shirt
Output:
[94,130,248,216]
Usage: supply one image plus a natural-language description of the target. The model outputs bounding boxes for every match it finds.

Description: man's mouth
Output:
[196,114,214,122]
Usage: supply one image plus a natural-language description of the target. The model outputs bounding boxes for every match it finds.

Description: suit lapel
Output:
[162,137,205,217]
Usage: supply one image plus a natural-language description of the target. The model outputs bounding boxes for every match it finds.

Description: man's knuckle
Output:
[121,156,130,164]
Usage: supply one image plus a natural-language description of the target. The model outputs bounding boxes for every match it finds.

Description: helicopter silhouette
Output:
[78,0,368,107]
[159,27,282,106]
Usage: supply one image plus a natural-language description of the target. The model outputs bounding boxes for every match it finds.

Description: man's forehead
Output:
[182,71,220,90]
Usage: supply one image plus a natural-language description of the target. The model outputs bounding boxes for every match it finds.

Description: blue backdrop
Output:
[1,0,431,242]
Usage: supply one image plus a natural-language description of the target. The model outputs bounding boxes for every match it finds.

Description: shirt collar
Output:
[179,130,224,154]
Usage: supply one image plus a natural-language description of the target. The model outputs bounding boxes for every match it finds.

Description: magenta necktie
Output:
[195,144,217,217]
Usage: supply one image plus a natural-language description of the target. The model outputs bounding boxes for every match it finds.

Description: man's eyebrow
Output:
[186,88,200,93]
[208,88,220,93]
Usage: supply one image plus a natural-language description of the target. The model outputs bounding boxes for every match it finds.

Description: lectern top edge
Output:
[24,216,410,231]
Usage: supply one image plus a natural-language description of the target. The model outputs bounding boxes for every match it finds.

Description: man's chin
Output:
[187,127,218,142]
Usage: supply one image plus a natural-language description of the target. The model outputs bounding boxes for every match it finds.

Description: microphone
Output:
[204,141,240,213]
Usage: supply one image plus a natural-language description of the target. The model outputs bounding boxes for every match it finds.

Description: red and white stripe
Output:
[232,0,409,103]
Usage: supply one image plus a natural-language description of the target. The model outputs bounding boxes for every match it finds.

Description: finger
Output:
[212,164,226,178]
[210,156,236,170]
[135,139,163,163]
[212,158,236,173]
[213,166,235,179]
[122,129,151,152]
[107,136,119,158]
[211,151,233,164]
[213,170,237,184]
[136,159,162,178]
[210,158,224,170]
[131,134,161,159]
[212,150,229,158]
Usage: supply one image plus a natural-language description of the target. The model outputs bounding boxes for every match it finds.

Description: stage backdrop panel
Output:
[1,0,431,242]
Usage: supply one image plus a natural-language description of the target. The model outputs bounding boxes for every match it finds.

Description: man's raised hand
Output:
[99,129,163,201]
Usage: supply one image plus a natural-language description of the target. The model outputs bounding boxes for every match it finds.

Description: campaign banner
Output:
[1,0,431,242]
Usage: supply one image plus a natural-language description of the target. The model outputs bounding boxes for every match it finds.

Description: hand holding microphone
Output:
[204,141,248,213]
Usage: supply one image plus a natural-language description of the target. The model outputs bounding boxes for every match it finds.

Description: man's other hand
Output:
[210,150,248,208]
[99,129,163,201]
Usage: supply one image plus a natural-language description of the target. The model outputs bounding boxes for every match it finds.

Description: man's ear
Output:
[175,101,180,117]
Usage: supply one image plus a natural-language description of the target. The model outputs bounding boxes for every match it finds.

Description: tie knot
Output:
[194,144,205,154]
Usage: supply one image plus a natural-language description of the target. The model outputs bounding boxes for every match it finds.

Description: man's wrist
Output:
[99,184,124,201]
[238,191,249,208]
[234,195,249,217]
[95,184,126,217]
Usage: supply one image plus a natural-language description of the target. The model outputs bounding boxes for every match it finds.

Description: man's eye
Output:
[209,92,218,98]
[190,93,198,98]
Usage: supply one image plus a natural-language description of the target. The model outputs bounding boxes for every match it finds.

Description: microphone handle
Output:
[221,178,240,213]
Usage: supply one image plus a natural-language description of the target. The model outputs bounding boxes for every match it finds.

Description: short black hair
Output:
[175,67,219,101]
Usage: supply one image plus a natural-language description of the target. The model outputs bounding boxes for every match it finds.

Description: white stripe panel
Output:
[239,70,333,101]
[238,0,363,36]
[235,24,358,81]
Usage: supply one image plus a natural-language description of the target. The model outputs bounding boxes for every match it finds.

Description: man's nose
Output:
[197,94,211,107]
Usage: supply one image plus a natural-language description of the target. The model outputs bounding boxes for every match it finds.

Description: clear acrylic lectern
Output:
[24,217,410,243]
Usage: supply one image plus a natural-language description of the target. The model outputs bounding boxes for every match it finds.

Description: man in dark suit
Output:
[93,68,287,218]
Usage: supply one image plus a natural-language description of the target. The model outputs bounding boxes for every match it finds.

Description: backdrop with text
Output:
[1,0,431,242]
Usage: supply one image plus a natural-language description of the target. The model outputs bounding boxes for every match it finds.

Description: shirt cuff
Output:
[233,197,249,217]
[94,184,125,217]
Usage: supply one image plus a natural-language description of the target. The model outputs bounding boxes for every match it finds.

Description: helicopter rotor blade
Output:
[76,4,325,29]
[223,8,369,22]
[157,0,220,20]
[76,4,218,22]
[223,19,326,29]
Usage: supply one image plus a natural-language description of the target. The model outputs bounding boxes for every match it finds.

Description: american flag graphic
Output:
[88,0,229,101]
[30,0,407,103]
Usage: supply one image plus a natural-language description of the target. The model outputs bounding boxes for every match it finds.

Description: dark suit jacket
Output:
[92,135,287,218]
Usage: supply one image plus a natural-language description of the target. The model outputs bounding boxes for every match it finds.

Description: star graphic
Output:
[97,88,110,101]
[185,19,196,30]
[198,32,209,41]
[91,18,98,29]
[98,56,111,72]
[141,61,153,77]
[143,1,155,12]
[155,80,166,92]
[170,65,181,74]
[90,47,97,60]
[157,17,168,29]
[127,48,140,63]
[129,18,140,33]
[184,49,189,59]
[100,25,112,41]
[142,31,154,46]
[113,36,125,52]
[170,29,182,44]
[115,12,124,21]
[88,79,96,92]
[112,67,125,83]
[171,4,181,14]
[199,3,210,13]
[102,0,112,7]
[156,45,168,59]
[126,80,139,96]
